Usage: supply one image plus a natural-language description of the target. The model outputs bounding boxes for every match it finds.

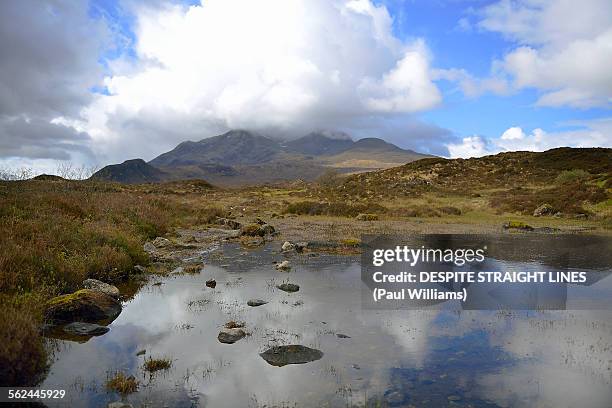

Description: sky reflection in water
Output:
[40,242,612,407]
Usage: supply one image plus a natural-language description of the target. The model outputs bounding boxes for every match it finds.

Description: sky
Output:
[0,0,611,174]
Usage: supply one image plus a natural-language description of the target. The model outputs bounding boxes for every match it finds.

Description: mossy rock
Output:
[44,289,122,324]
[502,221,534,231]
[341,238,361,247]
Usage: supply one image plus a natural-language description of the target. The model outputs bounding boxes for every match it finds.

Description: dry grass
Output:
[143,357,172,372]
[106,371,139,395]
[285,200,387,217]
[0,179,220,386]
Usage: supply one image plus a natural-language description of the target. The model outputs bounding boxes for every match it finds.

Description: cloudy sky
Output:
[1,0,611,173]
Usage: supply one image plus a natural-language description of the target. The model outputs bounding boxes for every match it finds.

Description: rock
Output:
[152,237,172,247]
[133,265,146,273]
[247,299,267,307]
[259,345,323,366]
[385,391,405,405]
[276,260,291,271]
[143,242,156,253]
[294,242,308,252]
[355,213,378,221]
[215,217,242,230]
[533,203,555,217]
[281,241,296,252]
[502,221,534,231]
[63,322,109,336]
[83,279,120,298]
[205,279,217,288]
[336,333,351,339]
[208,228,241,238]
[224,320,245,329]
[261,224,275,235]
[240,235,265,247]
[108,402,133,408]
[217,328,246,344]
[277,283,300,293]
[241,224,265,237]
[45,289,122,324]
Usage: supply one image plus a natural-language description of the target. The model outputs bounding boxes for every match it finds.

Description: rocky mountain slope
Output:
[92,130,430,185]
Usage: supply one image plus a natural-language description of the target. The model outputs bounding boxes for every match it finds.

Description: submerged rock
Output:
[205,279,217,288]
[44,289,122,324]
[276,260,291,271]
[277,283,300,293]
[83,278,120,298]
[247,299,268,307]
[218,328,246,344]
[63,322,109,336]
[259,345,323,367]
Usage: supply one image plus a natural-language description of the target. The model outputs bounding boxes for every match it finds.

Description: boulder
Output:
[83,279,120,298]
[247,299,268,307]
[63,322,109,336]
[276,260,291,271]
[205,279,217,288]
[355,213,378,221]
[259,345,323,366]
[533,203,555,217]
[152,237,171,247]
[241,224,265,237]
[277,283,300,293]
[143,242,156,253]
[45,289,122,324]
[217,328,246,344]
[281,241,295,252]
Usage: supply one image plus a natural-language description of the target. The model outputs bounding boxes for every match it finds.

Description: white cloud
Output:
[72,0,444,163]
[446,135,490,158]
[477,0,612,108]
[447,118,612,158]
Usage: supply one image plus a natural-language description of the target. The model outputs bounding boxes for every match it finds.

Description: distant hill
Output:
[91,159,166,184]
[320,147,611,216]
[93,130,431,185]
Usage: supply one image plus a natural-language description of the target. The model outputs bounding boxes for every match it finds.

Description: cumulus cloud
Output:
[0,1,106,164]
[72,0,447,162]
[447,118,612,158]
[477,0,612,108]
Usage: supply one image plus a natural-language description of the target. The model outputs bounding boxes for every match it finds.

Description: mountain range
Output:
[92,130,430,185]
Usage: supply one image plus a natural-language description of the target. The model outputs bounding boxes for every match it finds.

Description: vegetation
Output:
[0,178,218,386]
[106,371,139,395]
[143,357,173,372]
[285,201,387,217]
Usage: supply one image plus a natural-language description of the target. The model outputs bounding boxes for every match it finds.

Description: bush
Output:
[556,169,590,185]
[285,201,387,217]
[0,301,48,386]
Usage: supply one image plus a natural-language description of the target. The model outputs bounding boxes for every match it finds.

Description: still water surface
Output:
[41,239,612,407]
